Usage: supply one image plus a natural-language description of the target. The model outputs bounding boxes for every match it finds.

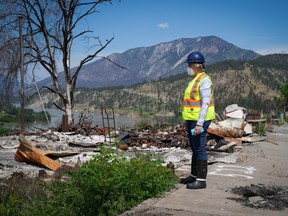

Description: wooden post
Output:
[62,115,69,132]
[19,16,25,133]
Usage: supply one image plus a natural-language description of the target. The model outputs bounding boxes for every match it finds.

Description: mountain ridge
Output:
[28,54,288,116]
[37,35,260,89]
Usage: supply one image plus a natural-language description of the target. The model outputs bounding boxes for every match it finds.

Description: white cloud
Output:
[158,22,169,29]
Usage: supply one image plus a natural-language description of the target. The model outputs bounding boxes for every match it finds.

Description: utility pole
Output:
[19,16,25,133]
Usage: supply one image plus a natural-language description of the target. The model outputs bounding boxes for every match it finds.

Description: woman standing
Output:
[180,51,215,189]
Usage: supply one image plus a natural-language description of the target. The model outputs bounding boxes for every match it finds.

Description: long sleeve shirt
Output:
[197,77,213,126]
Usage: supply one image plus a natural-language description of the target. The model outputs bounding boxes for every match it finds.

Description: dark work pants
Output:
[186,120,212,161]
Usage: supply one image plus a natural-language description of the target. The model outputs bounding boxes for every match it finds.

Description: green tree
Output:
[279,82,288,112]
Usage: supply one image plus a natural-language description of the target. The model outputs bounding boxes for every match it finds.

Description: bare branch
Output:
[72,30,93,40]
[0,0,118,124]
[53,102,65,112]
[71,36,114,84]
[100,56,127,70]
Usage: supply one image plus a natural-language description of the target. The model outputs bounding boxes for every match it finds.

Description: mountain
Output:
[37,36,260,89]
[29,54,288,115]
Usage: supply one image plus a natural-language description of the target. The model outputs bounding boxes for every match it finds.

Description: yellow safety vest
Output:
[182,72,215,120]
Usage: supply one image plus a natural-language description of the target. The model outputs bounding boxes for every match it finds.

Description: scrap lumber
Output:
[68,140,99,147]
[15,134,64,171]
[207,127,244,138]
[224,137,242,145]
[240,136,267,143]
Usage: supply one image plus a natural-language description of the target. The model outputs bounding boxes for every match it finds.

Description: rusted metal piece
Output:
[119,143,129,151]
[101,107,116,144]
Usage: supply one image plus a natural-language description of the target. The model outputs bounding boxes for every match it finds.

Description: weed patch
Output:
[0,147,178,216]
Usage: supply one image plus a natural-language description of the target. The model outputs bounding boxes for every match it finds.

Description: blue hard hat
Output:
[186,51,205,63]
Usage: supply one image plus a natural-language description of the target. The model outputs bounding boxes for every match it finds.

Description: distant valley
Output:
[28,53,288,121]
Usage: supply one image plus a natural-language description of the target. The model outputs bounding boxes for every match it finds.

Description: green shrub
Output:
[51,147,178,216]
[252,123,266,135]
[0,128,12,136]
[0,106,51,124]
[0,173,50,216]
[0,114,15,123]
[2,104,18,115]
[0,147,178,216]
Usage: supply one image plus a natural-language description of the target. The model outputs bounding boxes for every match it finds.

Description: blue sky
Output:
[36,0,288,79]
[72,0,288,60]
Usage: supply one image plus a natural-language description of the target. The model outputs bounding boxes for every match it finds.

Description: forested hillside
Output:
[28,54,288,120]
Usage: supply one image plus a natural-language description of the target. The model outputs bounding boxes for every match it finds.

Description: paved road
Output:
[120,126,288,216]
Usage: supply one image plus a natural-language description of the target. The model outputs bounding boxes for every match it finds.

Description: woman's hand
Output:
[195,125,203,135]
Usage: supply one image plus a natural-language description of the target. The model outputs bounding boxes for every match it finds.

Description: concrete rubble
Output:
[0,104,275,180]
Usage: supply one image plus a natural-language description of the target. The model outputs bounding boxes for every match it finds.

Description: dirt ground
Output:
[229,184,288,210]
[119,126,288,216]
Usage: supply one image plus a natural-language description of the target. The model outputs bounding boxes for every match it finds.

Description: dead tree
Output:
[1,0,116,125]
[0,10,21,105]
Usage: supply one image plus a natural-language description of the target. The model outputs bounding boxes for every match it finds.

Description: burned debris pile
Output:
[1,104,287,214]
[229,184,288,210]
[0,103,278,186]
[0,104,272,176]
[116,104,268,155]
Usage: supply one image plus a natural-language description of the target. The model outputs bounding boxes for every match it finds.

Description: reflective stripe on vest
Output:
[182,72,215,120]
[183,98,215,108]
[190,73,206,100]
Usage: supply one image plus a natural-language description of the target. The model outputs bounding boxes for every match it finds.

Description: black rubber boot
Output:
[179,175,196,184]
[186,160,207,189]
[186,179,206,189]
[180,156,197,184]
[191,156,197,177]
